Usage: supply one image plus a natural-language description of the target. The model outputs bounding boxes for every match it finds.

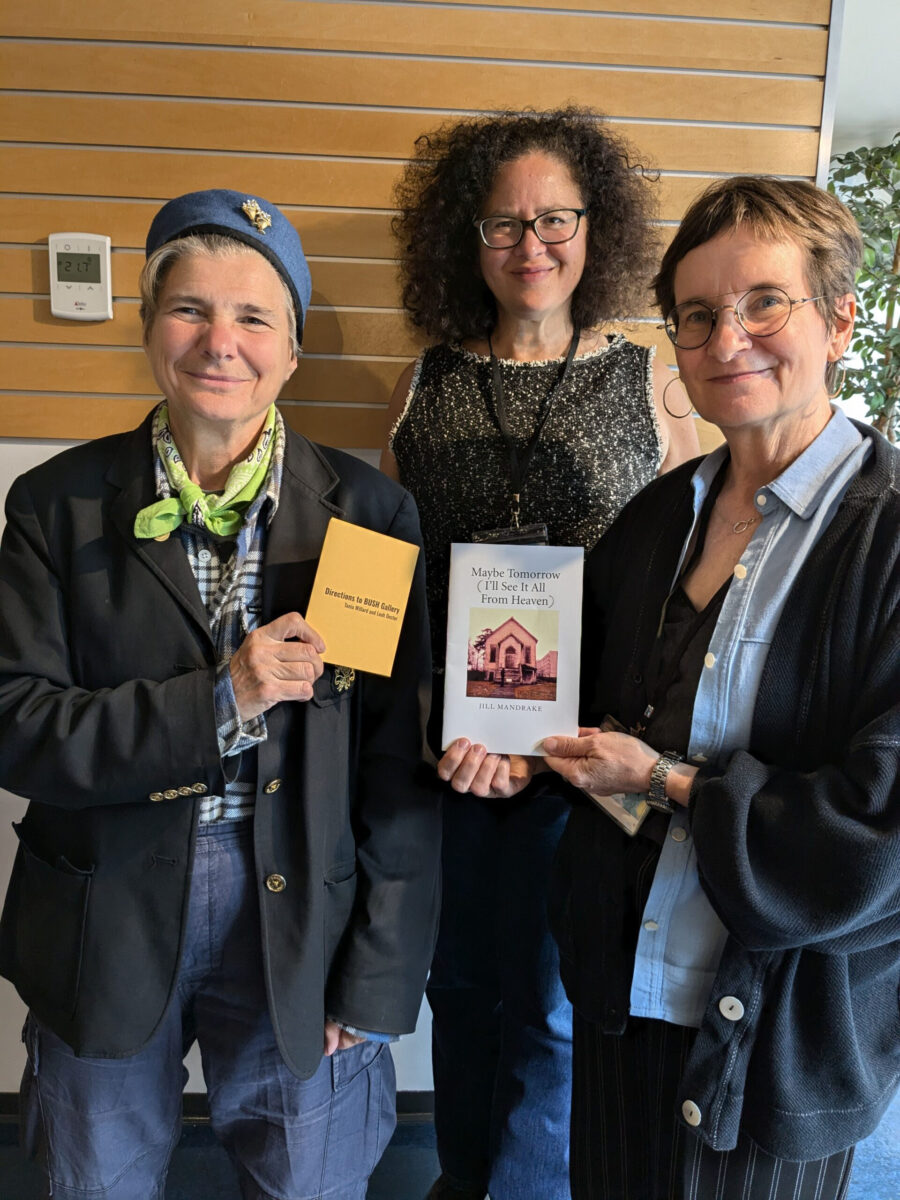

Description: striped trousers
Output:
[571,1012,855,1200]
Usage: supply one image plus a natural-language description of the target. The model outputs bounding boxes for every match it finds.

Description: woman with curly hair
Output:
[381,108,699,1200]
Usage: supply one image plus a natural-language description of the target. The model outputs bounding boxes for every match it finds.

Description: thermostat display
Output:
[55,252,102,284]
[48,233,113,321]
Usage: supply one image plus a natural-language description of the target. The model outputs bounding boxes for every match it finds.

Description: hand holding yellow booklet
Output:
[305,517,420,677]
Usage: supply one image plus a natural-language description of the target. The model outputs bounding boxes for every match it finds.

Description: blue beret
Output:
[145,189,312,336]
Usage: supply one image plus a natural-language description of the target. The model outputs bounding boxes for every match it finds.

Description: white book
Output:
[442,542,584,756]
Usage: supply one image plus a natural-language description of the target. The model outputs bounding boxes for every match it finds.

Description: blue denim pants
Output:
[20,820,396,1200]
[426,788,572,1200]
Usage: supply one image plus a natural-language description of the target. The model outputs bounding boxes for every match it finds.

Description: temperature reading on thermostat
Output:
[56,252,101,283]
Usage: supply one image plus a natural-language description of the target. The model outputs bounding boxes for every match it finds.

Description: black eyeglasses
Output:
[475,208,586,249]
[663,287,822,349]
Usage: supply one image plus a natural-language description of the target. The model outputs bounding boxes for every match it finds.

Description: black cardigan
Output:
[549,423,900,1159]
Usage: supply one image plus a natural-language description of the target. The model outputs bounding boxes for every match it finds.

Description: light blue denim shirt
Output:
[629,407,872,1028]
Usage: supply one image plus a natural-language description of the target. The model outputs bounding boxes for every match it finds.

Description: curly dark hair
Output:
[393,107,658,343]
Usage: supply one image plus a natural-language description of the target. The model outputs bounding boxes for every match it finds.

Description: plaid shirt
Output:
[152,410,286,823]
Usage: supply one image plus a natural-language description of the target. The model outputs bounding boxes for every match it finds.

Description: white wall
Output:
[0,438,433,1094]
[831,0,900,154]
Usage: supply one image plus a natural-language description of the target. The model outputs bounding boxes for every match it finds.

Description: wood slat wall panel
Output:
[0,297,424,358]
[4,3,827,75]
[3,259,666,322]
[4,300,674,361]
[0,329,677,401]
[1,147,401,210]
[1,248,401,309]
[0,392,390,446]
[406,0,829,19]
[0,346,406,403]
[0,388,722,452]
[0,44,826,127]
[0,0,833,443]
[4,227,681,290]
[1,96,822,176]
[3,0,830,28]
[0,147,724,222]
[0,197,395,257]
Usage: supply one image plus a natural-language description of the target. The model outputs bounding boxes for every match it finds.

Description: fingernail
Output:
[456,738,470,750]
[543,738,557,752]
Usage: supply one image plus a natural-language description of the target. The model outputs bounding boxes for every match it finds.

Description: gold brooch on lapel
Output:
[334,666,356,693]
[241,198,272,234]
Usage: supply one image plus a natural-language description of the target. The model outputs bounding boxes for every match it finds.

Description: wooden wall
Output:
[0,0,832,447]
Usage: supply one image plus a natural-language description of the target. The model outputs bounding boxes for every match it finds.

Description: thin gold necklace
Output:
[712,503,762,535]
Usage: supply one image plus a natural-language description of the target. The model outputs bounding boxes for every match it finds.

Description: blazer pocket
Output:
[11,823,94,1017]
[323,870,357,955]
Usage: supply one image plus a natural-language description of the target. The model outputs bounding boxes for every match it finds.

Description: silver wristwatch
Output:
[647,750,683,814]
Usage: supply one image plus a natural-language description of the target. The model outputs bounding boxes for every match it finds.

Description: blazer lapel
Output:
[264,431,345,622]
[106,417,212,641]
[106,420,344,638]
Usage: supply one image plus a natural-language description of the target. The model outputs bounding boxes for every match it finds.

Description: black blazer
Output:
[0,414,441,1078]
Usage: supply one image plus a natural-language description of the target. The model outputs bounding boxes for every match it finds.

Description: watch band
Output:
[647,750,684,814]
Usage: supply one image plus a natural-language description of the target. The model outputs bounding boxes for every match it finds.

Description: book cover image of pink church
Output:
[465,608,559,701]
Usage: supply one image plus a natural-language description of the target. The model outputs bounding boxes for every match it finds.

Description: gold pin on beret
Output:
[241,198,272,234]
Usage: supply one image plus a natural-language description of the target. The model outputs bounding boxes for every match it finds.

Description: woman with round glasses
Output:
[664,286,824,349]
[443,174,900,1199]
[381,108,698,1200]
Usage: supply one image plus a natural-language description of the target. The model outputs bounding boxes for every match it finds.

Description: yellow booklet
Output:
[305,517,420,677]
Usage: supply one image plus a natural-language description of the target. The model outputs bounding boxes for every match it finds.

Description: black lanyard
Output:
[486,326,580,526]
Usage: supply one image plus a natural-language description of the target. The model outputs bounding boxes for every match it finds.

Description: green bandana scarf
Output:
[133,403,277,539]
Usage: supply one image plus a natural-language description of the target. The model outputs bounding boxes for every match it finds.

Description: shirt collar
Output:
[766,406,863,518]
[689,405,865,521]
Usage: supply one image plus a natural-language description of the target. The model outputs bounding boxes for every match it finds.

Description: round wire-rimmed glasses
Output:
[475,208,586,249]
[662,287,823,349]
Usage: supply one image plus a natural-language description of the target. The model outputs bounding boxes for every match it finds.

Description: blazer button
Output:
[718,995,745,1022]
[149,792,164,802]
[191,783,208,794]
[266,874,287,893]
[163,789,179,800]
[682,1100,702,1127]
[263,779,283,795]
[177,786,193,796]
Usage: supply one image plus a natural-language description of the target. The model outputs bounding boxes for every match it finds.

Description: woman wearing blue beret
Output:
[0,188,441,1199]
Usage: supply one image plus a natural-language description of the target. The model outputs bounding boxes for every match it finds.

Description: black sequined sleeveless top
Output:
[390,336,662,668]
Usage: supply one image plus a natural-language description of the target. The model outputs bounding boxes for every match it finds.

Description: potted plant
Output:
[829,131,900,442]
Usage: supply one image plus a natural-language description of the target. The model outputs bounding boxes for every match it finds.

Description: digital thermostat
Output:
[48,233,113,321]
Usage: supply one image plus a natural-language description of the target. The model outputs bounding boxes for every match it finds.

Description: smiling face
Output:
[145,248,298,442]
[478,151,587,326]
[672,228,854,439]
